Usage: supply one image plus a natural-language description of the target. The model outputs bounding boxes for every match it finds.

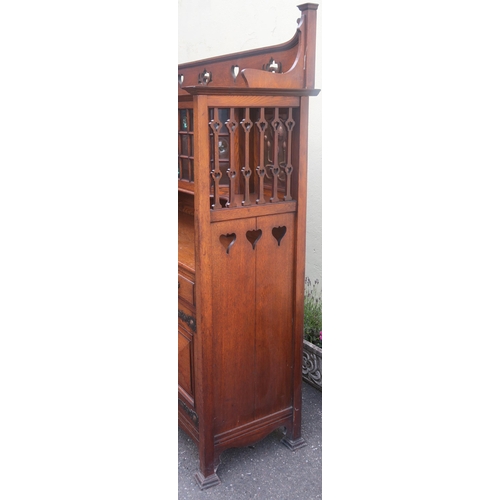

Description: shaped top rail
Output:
[178,3,319,97]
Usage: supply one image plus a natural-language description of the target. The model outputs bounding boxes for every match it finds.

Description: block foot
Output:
[194,471,221,490]
[281,435,306,451]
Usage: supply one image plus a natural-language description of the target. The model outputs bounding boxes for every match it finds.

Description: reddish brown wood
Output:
[226,107,238,207]
[284,95,311,449]
[254,213,295,419]
[192,93,219,487]
[178,3,319,490]
[178,4,318,95]
[241,107,252,206]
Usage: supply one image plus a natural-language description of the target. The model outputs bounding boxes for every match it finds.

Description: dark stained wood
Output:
[178,3,319,490]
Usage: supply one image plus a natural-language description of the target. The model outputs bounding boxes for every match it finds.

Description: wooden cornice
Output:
[178,3,319,96]
[181,86,321,97]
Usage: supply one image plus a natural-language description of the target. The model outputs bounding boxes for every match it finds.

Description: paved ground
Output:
[178,382,322,499]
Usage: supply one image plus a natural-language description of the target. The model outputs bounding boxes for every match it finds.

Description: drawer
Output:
[178,328,193,398]
[178,301,196,333]
[178,274,195,305]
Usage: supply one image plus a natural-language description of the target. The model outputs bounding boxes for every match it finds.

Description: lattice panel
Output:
[208,107,298,210]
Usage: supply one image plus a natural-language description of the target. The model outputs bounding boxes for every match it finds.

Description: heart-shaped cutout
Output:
[220,233,236,254]
[272,226,287,246]
[246,229,262,250]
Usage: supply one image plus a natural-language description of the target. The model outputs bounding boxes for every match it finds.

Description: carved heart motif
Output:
[272,226,287,246]
[219,233,236,254]
[246,229,262,250]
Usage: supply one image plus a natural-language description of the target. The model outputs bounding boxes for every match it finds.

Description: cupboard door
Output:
[210,217,258,433]
[209,213,296,432]
[254,212,295,417]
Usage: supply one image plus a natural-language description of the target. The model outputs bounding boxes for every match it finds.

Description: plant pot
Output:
[302,339,322,391]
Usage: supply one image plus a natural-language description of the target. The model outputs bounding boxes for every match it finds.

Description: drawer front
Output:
[178,327,193,398]
[178,274,195,305]
[178,301,196,334]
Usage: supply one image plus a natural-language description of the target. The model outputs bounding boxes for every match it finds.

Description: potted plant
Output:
[302,277,322,391]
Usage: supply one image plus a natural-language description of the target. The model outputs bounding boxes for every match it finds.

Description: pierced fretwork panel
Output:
[208,107,298,210]
[178,108,194,182]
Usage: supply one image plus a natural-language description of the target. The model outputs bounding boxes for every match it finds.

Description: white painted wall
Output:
[178,0,322,288]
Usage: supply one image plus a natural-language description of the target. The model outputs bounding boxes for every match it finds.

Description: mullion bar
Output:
[270,107,280,203]
[240,107,253,206]
[209,107,222,209]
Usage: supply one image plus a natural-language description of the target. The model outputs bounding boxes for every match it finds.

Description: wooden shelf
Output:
[178,211,195,273]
